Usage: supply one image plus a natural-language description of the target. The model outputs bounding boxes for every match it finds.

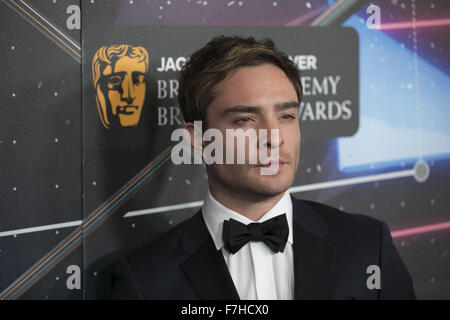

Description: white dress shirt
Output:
[202,189,294,300]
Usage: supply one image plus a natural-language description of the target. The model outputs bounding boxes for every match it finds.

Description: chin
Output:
[212,165,295,197]
[248,173,294,196]
[250,184,290,198]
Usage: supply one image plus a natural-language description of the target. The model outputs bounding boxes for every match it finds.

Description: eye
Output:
[281,114,296,120]
[134,74,145,85]
[235,117,253,124]
[107,76,122,86]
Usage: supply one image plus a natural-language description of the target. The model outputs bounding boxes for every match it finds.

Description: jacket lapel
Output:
[178,197,336,300]
[179,210,240,300]
[291,197,336,299]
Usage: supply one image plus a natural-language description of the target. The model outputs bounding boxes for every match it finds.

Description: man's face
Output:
[205,63,300,198]
[96,56,146,128]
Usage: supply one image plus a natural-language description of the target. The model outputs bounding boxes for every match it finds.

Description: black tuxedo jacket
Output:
[111,196,415,299]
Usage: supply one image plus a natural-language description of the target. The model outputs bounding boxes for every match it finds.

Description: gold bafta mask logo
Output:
[92,45,149,129]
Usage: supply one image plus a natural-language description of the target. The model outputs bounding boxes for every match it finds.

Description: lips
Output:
[257,160,286,168]
[117,105,138,115]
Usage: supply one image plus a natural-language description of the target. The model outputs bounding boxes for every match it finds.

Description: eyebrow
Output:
[107,71,126,77]
[108,71,146,77]
[220,101,299,117]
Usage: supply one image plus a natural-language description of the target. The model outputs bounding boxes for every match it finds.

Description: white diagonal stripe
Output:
[289,169,415,193]
[0,220,82,238]
[124,169,416,218]
[123,201,204,218]
[0,169,416,236]
[19,0,81,50]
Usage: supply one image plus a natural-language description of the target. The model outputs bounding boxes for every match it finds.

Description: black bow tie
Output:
[222,214,289,254]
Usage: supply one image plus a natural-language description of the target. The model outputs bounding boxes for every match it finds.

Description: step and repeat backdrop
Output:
[1,0,449,299]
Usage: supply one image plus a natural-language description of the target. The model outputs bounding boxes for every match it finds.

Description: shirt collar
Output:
[202,189,294,251]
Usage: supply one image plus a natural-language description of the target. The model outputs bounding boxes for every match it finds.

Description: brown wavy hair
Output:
[178,36,302,125]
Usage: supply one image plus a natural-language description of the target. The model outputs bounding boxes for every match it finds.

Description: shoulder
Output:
[292,197,386,245]
[113,211,203,284]
[290,197,415,299]
[122,213,196,267]
[111,212,203,299]
[301,198,383,226]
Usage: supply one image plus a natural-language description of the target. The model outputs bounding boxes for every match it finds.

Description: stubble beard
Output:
[207,160,298,203]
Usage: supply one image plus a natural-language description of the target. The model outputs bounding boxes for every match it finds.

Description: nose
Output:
[259,117,283,150]
[121,76,135,104]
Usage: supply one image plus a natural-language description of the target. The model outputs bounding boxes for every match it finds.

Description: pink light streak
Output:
[377,18,450,30]
[285,6,327,26]
[391,221,450,239]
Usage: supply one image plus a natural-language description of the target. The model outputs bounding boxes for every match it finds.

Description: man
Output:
[112,36,415,299]
[92,44,148,129]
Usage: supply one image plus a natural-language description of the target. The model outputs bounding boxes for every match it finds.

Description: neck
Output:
[208,182,285,221]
